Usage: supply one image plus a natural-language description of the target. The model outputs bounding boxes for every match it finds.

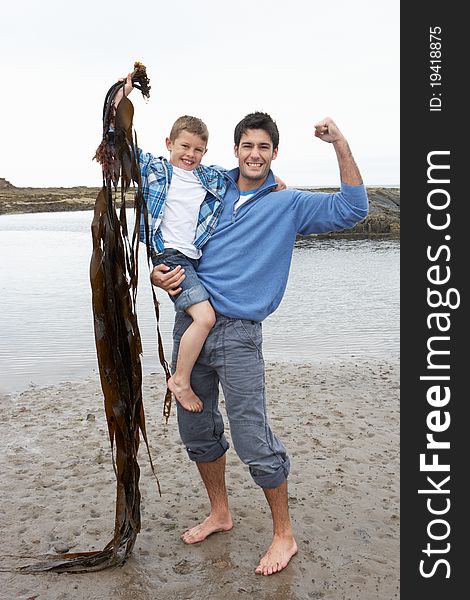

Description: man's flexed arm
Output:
[314,117,363,186]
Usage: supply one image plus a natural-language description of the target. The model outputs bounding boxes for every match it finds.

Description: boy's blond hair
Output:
[169,115,209,144]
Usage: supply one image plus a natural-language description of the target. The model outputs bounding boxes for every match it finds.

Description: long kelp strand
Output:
[20,62,168,574]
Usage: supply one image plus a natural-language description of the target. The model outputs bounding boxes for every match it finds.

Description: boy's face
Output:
[166,131,207,170]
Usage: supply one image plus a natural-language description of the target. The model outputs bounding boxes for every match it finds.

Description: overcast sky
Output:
[1,0,399,188]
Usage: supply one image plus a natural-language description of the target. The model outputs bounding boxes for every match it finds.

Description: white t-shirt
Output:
[160,166,207,259]
[234,187,260,211]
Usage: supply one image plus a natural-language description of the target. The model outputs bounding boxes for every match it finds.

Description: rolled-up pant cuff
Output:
[250,457,291,489]
[174,284,209,312]
[188,438,229,463]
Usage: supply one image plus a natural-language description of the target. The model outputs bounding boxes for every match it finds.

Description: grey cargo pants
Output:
[172,312,291,489]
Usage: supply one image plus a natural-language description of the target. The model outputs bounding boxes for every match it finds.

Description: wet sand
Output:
[0,359,399,600]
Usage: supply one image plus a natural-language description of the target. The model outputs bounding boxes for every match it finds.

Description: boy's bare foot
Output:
[181,513,234,544]
[168,376,203,412]
[255,534,298,576]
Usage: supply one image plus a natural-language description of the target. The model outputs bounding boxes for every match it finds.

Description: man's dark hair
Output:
[234,112,279,150]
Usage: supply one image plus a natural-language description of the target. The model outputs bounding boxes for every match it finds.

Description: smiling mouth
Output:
[181,158,194,166]
[246,162,263,168]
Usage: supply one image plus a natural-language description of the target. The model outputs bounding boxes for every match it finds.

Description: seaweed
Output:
[20,62,172,573]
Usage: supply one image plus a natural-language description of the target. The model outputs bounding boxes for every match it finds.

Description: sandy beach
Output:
[0,358,399,600]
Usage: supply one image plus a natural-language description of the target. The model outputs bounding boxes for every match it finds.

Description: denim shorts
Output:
[151,248,209,312]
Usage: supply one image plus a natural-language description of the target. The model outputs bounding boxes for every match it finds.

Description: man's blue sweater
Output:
[197,168,368,322]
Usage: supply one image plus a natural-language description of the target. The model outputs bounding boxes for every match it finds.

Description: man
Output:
[152,112,368,576]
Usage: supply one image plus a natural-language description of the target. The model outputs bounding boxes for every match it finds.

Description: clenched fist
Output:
[314,117,346,144]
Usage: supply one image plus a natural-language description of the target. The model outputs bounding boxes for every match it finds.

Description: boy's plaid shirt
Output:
[138,150,227,253]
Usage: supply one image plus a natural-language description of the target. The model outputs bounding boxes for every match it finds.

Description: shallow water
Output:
[0,211,399,394]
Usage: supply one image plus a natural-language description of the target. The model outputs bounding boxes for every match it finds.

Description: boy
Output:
[114,73,225,412]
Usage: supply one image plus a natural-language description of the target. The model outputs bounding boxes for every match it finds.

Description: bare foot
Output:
[168,376,203,412]
[255,534,298,576]
[181,514,233,544]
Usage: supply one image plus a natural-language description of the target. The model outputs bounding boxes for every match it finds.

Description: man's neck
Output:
[237,175,268,192]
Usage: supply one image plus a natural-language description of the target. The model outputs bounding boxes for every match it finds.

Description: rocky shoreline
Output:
[0,183,102,215]
[0,179,400,237]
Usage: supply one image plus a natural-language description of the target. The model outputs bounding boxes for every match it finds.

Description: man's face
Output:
[166,131,207,170]
[234,129,278,188]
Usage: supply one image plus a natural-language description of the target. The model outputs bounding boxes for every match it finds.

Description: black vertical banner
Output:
[401,4,466,598]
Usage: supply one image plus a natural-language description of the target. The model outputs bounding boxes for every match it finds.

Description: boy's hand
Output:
[314,117,346,144]
[113,73,134,109]
[274,175,287,191]
[151,264,185,295]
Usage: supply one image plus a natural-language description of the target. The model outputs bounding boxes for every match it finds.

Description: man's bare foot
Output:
[168,376,203,412]
[181,514,233,544]
[255,534,298,576]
